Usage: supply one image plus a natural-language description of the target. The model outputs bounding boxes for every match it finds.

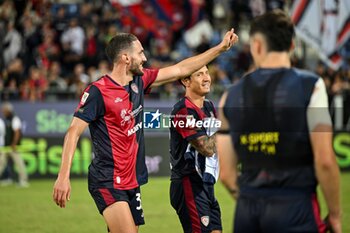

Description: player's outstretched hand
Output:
[219,28,239,52]
[53,177,71,208]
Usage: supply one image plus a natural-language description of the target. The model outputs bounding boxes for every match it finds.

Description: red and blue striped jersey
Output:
[74,69,158,190]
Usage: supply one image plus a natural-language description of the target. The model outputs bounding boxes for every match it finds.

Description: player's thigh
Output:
[89,187,145,227]
[234,196,261,233]
[103,201,137,233]
[171,176,221,233]
[261,194,323,233]
[128,187,145,226]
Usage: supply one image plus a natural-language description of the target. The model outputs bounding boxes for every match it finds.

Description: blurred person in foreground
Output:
[0,102,28,187]
[169,66,222,233]
[217,10,342,233]
[53,30,238,233]
[0,117,5,179]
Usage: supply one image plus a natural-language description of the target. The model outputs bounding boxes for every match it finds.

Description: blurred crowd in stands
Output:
[0,0,349,105]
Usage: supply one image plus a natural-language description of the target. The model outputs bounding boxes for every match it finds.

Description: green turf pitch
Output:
[0,175,349,233]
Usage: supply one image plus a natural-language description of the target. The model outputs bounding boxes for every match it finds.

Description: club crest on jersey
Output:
[131,83,139,94]
[201,216,210,227]
[81,92,89,104]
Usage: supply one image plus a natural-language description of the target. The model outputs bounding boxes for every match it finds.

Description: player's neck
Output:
[258,52,291,69]
[185,93,205,108]
[109,64,133,86]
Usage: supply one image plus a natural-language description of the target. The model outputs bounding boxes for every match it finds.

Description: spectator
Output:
[52,6,69,41]
[0,117,11,185]
[38,32,61,70]
[2,58,24,100]
[73,63,89,84]
[27,66,48,101]
[47,61,67,91]
[88,60,110,82]
[208,64,231,98]
[84,25,99,68]
[235,43,252,76]
[20,16,41,73]
[3,21,22,66]
[61,18,85,67]
[0,0,17,22]
[0,102,29,187]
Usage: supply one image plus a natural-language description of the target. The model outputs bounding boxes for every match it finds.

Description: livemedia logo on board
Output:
[143,109,221,129]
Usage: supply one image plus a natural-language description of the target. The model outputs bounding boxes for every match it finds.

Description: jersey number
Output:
[136,193,142,210]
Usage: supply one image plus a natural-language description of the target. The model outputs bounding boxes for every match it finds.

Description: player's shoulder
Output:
[289,68,320,92]
[140,68,159,80]
[226,71,249,94]
[142,68,158,74]
[291,68,319,81]
[172,98,200,116]
[204,98,216,109]
[91,75,110,87]
[172,98,187,113]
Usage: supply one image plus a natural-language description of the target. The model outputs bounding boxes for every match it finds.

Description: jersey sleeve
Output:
[74,85,105,123]
[173,107,207,141]
[306,78,332,131]
[12,116,21,130]
[142,68,159,93]
[0,119,5,146]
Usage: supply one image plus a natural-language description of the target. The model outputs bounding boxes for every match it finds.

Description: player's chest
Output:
[102,87,143,127]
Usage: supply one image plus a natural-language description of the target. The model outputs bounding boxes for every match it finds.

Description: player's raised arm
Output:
[151,29,238,87]
[53,117,88,208]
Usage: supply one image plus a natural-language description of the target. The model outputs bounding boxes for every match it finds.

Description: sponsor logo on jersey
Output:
[127,122,143,136]
[120,105,143,126]
[121,109,132,126]
[114,97,123,103]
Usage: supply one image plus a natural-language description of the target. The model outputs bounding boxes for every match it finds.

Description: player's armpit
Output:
[189,134,216,157]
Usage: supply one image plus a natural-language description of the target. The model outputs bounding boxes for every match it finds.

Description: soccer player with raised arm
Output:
[53,30,238,233]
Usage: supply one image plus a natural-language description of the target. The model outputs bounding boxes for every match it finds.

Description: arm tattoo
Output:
[190,135,216,157]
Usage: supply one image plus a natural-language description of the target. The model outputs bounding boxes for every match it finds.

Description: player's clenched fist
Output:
[219,28,239,52]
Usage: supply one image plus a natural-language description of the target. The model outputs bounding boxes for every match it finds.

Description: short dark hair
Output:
[249,9,295,52]
[178,76,190,87]
[105,33,138,63]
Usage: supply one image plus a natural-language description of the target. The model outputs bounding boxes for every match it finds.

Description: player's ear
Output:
[122,54,130,65]
[181,77,191,87]
[249,37,256,53]
[255,38,263,55]
[289,40,295,52]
